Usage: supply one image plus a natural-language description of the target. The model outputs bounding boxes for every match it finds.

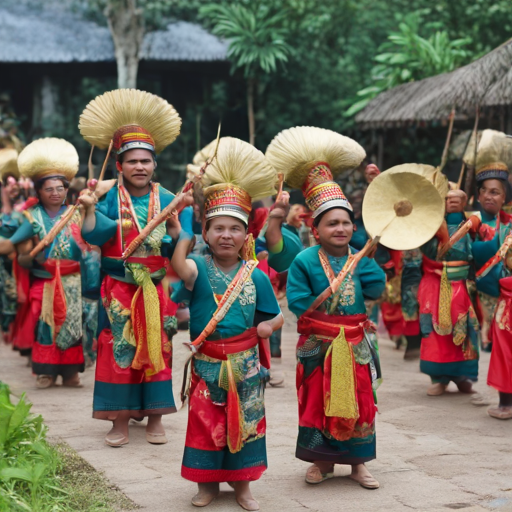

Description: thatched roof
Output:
[0,1,228,64]
[355,38,512,129]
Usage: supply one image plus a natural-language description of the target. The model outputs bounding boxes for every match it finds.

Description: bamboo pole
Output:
[439,108,455,171]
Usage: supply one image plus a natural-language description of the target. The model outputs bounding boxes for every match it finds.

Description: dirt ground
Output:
[1,307,512,512]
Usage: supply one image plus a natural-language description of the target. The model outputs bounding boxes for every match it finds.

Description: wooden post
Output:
[377,131,384,170]
[439,108,455,171]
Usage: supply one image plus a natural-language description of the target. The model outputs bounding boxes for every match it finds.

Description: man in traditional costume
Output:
[418,187,481,396]
[170,137,283,510]
[267,126,386,489]
[78,89,193,447]
[0,138,96,388]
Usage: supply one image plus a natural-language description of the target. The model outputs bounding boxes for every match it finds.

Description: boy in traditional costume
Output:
[267,126,386,489]
[170,137,283,510]
[78,89,193,446]
[0,138,94,387]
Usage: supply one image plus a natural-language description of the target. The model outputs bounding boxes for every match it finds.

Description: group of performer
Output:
[1,88,511,511]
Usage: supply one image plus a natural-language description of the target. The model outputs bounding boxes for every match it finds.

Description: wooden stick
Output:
[88,145,95,181]
[29,140,114,258]
[437,218,473,260]
[305,237,380,314]
[439,108,455,171]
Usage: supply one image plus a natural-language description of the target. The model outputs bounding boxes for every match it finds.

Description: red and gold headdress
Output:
[463,129,512,183]
[79,89,181,157]
[202,137,276,225]
[265,126,365,218]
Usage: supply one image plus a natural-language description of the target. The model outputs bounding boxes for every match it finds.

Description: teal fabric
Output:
[93,379,175,412]
[183,438,267,471]
[82,183,193,275]
[267,226,303,272]
[172,254,280,340]
[420,359,478,382]
[286,245,386,318]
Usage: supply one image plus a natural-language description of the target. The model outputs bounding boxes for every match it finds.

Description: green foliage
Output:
[345,12,473,117]
[200,1,293,78]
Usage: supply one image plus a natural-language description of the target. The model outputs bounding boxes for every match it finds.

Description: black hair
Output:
[34,176,70,192]
[117,150,157,164]
[313,207,355,228]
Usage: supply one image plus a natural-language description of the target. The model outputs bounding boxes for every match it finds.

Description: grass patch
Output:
[0,382,138,511]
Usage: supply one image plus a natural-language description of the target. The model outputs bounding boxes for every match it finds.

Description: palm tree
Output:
[202,2,292,145]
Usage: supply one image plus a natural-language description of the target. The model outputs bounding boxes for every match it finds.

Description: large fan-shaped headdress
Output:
[386,163,449,199]
[17,138,79,182]
[265,126,366,218]
[186,138,218,180]
[79,89,181,156]
[0,148,19,181]
[463,129,512,183]
[202,137,277,225]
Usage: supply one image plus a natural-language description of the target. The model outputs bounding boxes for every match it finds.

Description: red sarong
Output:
[297,312,376,442]
[488,276,512,393]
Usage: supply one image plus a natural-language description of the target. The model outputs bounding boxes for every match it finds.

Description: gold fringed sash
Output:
[130,264,166,376]
[324,326,359,420]
[436,263,453,336]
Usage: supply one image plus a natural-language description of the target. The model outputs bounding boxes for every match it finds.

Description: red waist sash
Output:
[298,311,371,345]
[201,328,259,360]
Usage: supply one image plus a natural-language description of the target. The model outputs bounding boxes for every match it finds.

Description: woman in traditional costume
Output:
[267,126,386,488]
[0,138,94,387]
[170,137,283,510]
[79,89,193,446]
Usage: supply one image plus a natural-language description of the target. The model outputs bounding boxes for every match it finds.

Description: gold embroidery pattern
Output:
[435,263,453,336]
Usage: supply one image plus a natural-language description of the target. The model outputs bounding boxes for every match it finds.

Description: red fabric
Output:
[403,319,420,336]
[297,311,376,441]
[12,278,44,351]
[200,328,259,360]
[97,274,173,383]
[32,342,84,366]
[181,465,266,484]
[381,302,405,336]
[248,207,269,240]
[488,277,512,393]
[13,258,30,304]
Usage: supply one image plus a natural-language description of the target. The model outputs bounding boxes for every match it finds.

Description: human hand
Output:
[257,321,273,339]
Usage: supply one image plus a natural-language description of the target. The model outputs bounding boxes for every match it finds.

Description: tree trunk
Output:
[247,78,255,145]
[105,0,144,89]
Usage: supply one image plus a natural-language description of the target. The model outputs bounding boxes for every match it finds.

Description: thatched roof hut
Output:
[355,38,512,129]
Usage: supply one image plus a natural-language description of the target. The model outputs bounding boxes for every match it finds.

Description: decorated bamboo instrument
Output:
[476,232,512,279]
[437,215,479,260]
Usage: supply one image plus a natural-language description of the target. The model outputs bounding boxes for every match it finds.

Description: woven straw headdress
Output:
[17,138,79,182]
[463,129,512,182]
[202,137,277,225]
[266,126,366,218]
[79,89,181,155]
[0,148,19,181]
[386,163,449,199]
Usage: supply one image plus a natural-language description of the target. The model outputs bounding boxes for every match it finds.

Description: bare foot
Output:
[488,405,512,419]
[427,382,447,396]
[191,482,219,507]
[146,414,167,444]
[233,481,259,511]
[350,464,379,489]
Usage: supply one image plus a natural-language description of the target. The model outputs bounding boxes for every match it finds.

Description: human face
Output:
[286,204,305,228]
[119,149,155,189]
[315,208,353,253]
[478,179,506,216]
[5,176,20,200]
[205,216,247,261]
[38,178,67,208]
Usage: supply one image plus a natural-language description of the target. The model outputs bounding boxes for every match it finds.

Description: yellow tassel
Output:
[225,358,244,454]
[325,327,359,420]
[436,263,453,335]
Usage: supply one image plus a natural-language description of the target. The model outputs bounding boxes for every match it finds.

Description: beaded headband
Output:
[113,125,156,156]
[475,161,509,183]
[204,184,252,224]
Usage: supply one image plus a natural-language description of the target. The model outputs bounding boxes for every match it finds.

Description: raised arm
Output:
[168,212,198,291]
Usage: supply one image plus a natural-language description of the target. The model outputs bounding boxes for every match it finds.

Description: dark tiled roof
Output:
[0,2,228,63]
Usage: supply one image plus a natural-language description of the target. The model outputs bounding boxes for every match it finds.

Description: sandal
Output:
[305,464,334,485]
[470,393,490,406]
[427,383,447,396]
[349,473,380,489]
[105,432,129,447]
[487,406,512,420]
[146,432,168,444]
[36,375,55,389]
[191,483,219,507]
